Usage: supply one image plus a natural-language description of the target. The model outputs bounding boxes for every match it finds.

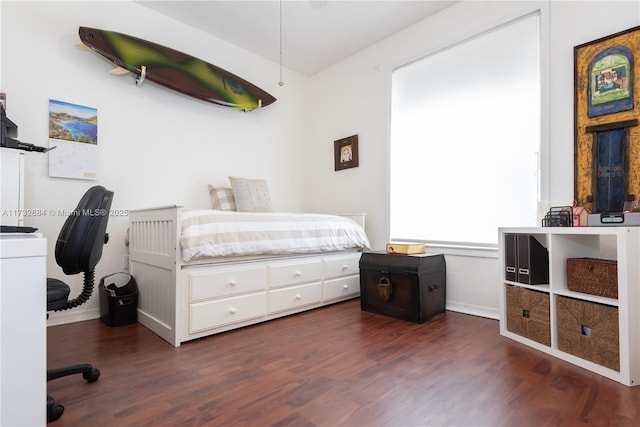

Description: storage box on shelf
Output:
[505,284,550,346]
[499,227,640,386]
[504,234,549,285]
[556,295,619,371]
[566,257,618,298]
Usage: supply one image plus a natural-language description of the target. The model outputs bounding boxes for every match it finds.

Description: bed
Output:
[128,205,370,346]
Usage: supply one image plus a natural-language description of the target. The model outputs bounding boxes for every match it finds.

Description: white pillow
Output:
[229,176,273,212]
[208,185,236,211]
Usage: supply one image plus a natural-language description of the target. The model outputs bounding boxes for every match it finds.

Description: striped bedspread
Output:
[180,210,371,262]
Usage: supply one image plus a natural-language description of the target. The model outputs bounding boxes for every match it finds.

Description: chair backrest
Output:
[55,186,114,275]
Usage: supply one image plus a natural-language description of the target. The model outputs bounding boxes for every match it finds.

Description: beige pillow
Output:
[208,185,236,211]
[228,176,273,212]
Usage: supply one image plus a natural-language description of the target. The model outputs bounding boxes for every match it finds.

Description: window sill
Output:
[424,242,499,259]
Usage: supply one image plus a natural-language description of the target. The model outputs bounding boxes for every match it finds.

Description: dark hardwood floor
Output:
[47,299,640,426]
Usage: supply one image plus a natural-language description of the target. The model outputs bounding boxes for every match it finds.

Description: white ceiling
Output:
[135,1,457,77]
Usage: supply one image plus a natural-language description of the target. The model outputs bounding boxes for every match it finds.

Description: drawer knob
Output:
[229,307,237,314]
[295,294,302,300]
[343,284,349,290]
[294,271,302,277]
[229,280,237,286]
[342,264,349,270]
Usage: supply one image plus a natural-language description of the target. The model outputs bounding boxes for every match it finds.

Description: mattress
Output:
[180,210,370,262]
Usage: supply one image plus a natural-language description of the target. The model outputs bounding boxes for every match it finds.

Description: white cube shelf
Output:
[499,227,640,386]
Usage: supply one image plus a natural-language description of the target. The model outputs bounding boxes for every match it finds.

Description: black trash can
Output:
[99,272,138,326]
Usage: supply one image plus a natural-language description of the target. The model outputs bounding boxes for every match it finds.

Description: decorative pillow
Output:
[229,176,273,212]
[208,185,236,211]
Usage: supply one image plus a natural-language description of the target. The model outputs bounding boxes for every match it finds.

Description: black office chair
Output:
[46,185,114,423]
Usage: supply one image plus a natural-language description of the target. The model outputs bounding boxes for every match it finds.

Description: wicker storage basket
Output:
[505,285,550,346]
[556,295,619,371]
[566,257,618,299]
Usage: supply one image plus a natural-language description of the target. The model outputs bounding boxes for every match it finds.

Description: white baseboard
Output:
[46,303,500,327]
[46,308,100,327]
[446,301,499,320]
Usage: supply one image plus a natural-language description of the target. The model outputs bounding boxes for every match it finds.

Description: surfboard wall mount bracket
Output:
[136,65,147,86]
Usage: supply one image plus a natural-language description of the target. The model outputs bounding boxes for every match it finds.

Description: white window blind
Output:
[390,13,541,246]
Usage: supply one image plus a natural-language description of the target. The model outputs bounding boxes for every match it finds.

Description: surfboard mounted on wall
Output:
[78,27,277,112]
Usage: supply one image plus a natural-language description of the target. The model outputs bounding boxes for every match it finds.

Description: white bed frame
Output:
[128,205,366,346]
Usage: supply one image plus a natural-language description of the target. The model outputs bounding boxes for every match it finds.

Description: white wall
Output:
[307,0,640,318]
[1,1,311,324]
[2,1,639,324]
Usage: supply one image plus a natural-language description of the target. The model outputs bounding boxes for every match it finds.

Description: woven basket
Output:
[556,295,619,371]
[566,257,618,299]
[505,285,550,346]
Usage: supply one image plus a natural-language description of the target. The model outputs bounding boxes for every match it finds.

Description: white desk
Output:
[0,234,47,426]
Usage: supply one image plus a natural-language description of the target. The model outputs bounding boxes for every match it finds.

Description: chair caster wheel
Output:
[83,368,100,383]
[47,394,64,422]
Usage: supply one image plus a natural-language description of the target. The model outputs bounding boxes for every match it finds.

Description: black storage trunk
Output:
[99,273,138,327]
[359,251,446,323]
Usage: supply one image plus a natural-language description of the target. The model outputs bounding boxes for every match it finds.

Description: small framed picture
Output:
[334,134,359,171]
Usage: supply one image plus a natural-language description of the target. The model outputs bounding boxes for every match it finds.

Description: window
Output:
[390,13,541,246]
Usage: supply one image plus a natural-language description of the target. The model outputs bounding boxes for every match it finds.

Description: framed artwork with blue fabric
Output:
[574,26,640,213]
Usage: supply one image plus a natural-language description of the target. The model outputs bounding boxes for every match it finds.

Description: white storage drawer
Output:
[324,253,360,279]
[189,265,266,302]
[269,282,322,314]
[268,259,322,287]
[323,275,360,301]
[190,292,267,333]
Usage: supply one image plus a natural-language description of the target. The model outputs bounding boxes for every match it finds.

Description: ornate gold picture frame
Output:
[574,26,640,212]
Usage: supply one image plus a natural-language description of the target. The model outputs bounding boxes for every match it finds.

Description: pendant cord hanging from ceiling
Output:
[279,0,284,86]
